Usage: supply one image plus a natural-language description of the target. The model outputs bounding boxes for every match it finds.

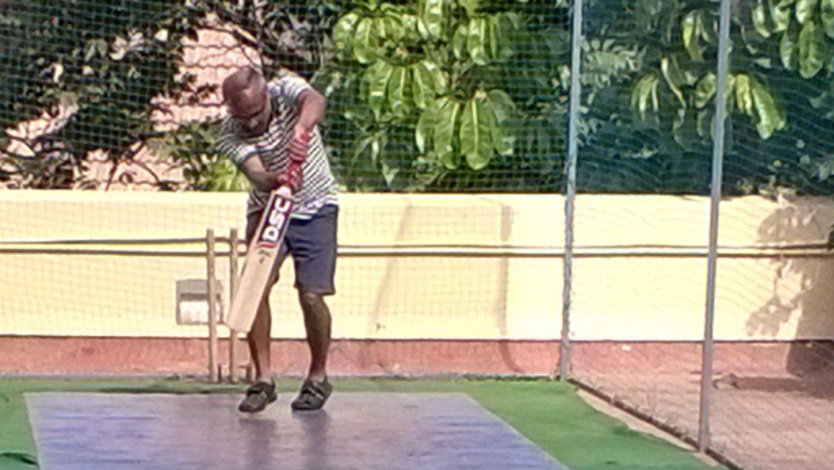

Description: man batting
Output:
[217,66,338,413]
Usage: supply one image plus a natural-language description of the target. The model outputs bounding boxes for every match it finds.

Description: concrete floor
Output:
[26,392,567,470]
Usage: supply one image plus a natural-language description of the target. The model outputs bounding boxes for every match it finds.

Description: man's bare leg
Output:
[238,294,277,412]
[247,296,272,382]
[299,291,331,382]
[290,291,333,411]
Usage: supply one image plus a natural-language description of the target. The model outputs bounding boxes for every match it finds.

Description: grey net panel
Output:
[709,1,834,468]
[567,0,717,453]
[564,0,834,468]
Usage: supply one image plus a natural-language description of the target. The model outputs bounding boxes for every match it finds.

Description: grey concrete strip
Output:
[26,392,567,470]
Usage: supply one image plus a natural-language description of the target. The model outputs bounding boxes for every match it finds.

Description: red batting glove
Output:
[279,128,311,193]
[278,161,303,193]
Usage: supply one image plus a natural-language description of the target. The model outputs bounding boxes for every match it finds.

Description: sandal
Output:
[291,378,333,411]
[238,380,277,413]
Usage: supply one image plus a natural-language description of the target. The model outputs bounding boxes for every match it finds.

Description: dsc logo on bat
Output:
[257,196,292,249]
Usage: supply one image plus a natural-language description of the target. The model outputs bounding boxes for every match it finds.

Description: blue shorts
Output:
[246,204,338,295]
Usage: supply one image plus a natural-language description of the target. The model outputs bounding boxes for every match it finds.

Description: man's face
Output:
[229,84,271,136]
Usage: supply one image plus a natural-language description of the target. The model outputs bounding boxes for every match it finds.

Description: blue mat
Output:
[26,392,567,470]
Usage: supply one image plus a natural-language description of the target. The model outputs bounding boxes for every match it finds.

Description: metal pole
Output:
[206,228,219,383]
[229,228,239,384]
[560,0,583,381]
[699,0,732,452]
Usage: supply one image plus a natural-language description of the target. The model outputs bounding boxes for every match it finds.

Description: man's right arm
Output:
[217,123,275,191]
[217,122,302,193]
[239,157,282,193]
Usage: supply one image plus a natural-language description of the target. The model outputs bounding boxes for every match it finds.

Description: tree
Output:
[617,0,834,194]
[163,0,343,191]
[317,0,574,191]
[7,0,834,195]
[198,0,347,81]
[0,0,205,188]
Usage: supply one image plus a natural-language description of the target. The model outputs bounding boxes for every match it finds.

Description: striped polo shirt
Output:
[217,74,338,220]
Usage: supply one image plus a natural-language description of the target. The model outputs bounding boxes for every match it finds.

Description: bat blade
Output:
[226,187,293,333]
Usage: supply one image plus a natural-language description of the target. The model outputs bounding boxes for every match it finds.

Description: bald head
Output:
[223,67,271,135]
[223,67,267,111]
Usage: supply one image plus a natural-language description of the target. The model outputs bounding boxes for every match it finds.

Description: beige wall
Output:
[1,191,833,341]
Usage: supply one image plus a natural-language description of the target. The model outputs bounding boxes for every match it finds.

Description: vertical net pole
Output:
[206,228,219,383]
[560,0,583,381]
[229,228,239,384]
[699,0,732,452]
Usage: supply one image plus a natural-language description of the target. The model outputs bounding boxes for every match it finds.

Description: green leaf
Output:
[419,0,445,40]
[453,24,468,60]
[351,136,371,163]
[411,60,445,109]
[636,0,663,16]
[381,161,399,186]
[416,99,442,153]
[84,41,98,62]
[769,0,795,32]
[798,19,827,77]
[434,98,462,169]
[486,89,515,122]
[822,0,834,37]
[371,135,384,164]
[661,56,686,108]
[359,0,379,10]
[387,65,410,118]
[700,13,718,45]
[460,0,479,17]
[780,26,799,70]
[488,13,500,59]
[208,158,250,191]
[672,109,700,149]
[753,0,772,37]
[460,97,495,170]
[386,12,415,44]
[697,108,714,138]
[411,66,432,110]
[796,0,818,24]
[353,17,378,64]
[750,80,786,138]
[379,16,398,42]
[363,61,394,120]
[96,38,109,58]
[493,13,516,60]
[733,73,754,115]
[424,60,447,91]
[631,74,659,119]
[682,11,703,61]
[486,90,516,156]
[695,72,716,109]
[468,18,489,65]
[333,12,361,56]
[491,122,514,157]
[809,90,830,110]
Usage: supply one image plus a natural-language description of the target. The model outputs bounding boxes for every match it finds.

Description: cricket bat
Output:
[226,186,293,333]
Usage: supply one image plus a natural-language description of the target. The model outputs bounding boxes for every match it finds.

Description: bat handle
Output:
[276,185,293,198]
